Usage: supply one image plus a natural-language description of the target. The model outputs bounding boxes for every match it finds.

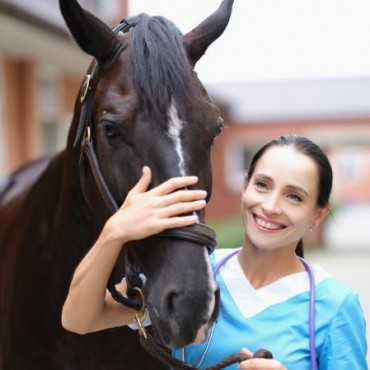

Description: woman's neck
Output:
[238,241,305,290]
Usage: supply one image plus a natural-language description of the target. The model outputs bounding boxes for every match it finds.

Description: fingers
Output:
[130,166,202,197]
[240,348,253,359]
[239,358,285,370]
[161,214,200,229]
[163,199,206,219]
[239,348,282,370]
[161,188,207,207]
[150,174,200,195]
[129,166,152,195]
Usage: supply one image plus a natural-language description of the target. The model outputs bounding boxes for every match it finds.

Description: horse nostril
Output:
[166,291,179,315]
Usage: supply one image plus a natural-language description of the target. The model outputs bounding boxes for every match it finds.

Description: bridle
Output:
[75,17,217,312]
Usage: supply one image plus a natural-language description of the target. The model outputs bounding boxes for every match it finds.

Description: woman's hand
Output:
[239,348,286,370]
[103,166,207,245]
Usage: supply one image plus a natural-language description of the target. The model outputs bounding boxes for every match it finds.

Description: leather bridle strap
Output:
[158,223,216,255]
[82,135,119,214]
[74,17,139,149]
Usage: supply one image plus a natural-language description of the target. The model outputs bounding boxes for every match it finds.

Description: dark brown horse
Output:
[0,0,234,369]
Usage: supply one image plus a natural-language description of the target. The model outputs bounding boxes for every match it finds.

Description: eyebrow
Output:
[254,173,309,197]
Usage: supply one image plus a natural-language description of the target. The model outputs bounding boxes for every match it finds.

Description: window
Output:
[38,65,68,155]
[225,141,261,193]
[338,148,364,180]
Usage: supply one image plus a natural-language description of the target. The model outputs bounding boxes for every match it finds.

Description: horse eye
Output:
[101,122,119,140]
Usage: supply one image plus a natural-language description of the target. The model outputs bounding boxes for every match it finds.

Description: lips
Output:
[253,215,286,231]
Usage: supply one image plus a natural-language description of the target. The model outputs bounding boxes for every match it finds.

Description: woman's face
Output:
[241,145,328,251]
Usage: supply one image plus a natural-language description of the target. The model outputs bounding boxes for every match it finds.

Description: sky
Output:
[129,0,370,83]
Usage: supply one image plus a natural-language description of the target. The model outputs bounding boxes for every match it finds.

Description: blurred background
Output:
[0,0,369,364]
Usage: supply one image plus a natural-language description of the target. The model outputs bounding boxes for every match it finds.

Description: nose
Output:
[158,283,216,348]
[162,285,205,319]
[261,193,282,216]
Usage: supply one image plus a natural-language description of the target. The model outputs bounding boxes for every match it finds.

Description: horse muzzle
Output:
[145,262,220,349]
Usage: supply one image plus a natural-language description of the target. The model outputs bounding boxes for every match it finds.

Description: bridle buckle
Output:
[133,287,148,339]
[80,74,92,103]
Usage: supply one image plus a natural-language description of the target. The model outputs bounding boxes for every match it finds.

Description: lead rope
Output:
[139,331,272,370]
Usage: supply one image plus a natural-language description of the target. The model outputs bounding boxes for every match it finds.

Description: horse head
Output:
[59,0,234,349]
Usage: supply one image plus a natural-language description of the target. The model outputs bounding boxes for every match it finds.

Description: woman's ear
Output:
[312,204,331,228]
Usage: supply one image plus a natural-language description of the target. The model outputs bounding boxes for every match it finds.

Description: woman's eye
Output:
[288,193,302,202]
[255,181,268,190]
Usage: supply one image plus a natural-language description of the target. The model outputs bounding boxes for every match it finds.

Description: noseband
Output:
[76,17,217,311]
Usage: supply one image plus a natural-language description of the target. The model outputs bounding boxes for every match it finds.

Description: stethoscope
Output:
[180,249,318,370]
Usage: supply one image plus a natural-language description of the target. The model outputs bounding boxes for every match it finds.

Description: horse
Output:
[0,0,234,369]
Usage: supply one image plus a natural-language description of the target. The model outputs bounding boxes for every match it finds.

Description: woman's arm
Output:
[62,166,207,334]
[319,291,368,370]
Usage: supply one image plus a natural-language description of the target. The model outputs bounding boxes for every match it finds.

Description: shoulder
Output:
[310,263,365,323]
[314,265,360,306]
[313,267,367,340]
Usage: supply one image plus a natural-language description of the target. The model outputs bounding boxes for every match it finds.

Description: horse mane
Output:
[128,14,193,119]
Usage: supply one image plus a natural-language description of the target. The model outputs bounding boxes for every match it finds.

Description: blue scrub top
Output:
[173,248,368,370]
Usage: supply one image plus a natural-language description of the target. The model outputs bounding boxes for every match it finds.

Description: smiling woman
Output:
[173,134,368,370]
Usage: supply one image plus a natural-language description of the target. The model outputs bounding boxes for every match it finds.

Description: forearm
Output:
[62,228,129,334]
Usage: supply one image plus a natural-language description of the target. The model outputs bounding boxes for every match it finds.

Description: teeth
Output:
[255,217,283,230]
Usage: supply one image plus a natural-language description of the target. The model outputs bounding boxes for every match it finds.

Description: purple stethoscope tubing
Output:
[299,256,318,370]
[213,250,317,370]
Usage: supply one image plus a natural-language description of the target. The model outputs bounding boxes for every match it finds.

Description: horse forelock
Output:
[128,14,193,118]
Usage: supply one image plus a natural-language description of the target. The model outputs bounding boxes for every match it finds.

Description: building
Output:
[205,77,370,250]
[0,0,128,175]
[1,0,369,250]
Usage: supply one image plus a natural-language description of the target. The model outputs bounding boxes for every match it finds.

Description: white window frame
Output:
[38,64,69,155]
[225,140,262,193]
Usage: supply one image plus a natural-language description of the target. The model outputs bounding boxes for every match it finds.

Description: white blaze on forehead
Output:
[167,102,215,330]
[167,102,186,176]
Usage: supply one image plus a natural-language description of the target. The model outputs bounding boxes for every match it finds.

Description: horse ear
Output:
[183,0,234,66]
[59,0,122,64]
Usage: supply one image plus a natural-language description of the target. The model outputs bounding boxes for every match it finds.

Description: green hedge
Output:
[208,217,244,249]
